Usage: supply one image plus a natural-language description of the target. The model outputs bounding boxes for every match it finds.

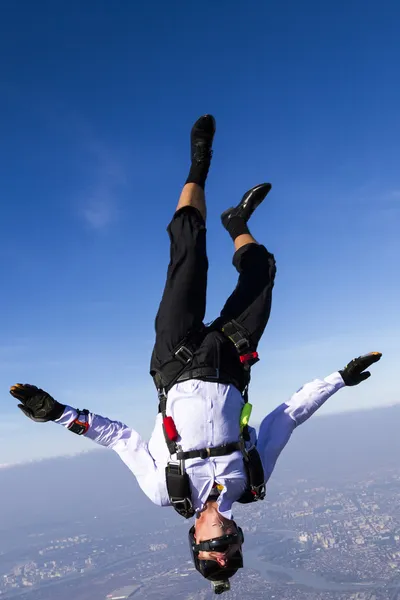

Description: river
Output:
[245,546,398,592]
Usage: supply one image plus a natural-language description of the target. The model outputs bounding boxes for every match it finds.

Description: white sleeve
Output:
[56,406,132,448]
[257,372,345,484]
[281,371,345,425]
[55,407,170,507]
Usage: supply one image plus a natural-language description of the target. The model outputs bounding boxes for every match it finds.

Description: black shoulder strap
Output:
[221,319,260,371]
[221,319,252,354]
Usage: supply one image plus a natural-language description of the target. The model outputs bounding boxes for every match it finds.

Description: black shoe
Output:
[221,183,272,228]
[190,114,216,165]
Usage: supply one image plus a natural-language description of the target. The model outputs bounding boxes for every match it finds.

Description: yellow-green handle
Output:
[240,403,253,430]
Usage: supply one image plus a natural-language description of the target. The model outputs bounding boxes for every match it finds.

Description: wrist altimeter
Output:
[67,409,90,435]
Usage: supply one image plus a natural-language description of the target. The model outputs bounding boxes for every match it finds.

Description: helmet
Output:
[188,524,244,594]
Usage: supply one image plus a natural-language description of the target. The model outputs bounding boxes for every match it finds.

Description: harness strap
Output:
[176,367,241,391]
[153,319,258,396]
[165,463,195,519]
[176,442,241,461]
[158,390,179,455]
[155,318,265,517]
[221,319,251,353]
[237,446,266,503]
[154,330,203,394]
[158,394,167,415]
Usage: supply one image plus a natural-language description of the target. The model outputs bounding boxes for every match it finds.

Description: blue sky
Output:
[0,0,399,466]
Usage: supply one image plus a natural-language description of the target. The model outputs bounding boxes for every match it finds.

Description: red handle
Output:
[163,416,179,441]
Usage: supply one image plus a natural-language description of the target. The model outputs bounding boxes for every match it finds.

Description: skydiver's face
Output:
[194,511,242,567]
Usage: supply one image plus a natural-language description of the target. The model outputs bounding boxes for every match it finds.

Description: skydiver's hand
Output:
[339,352,382,386]
[9,384,65,422]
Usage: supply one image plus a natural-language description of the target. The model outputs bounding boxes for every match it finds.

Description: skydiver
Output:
[9,115,382,595]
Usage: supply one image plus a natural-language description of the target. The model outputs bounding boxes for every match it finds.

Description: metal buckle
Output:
[158,387,167,400]
[170,497,192,507]
[170,497,194,515]
[167,453,184,470]
[252,484,266,499]
[174,345,193,364]
[199,448,211,459]
[235,337,249,352]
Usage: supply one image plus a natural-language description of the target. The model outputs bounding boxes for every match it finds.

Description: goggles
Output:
[191,527,244,553]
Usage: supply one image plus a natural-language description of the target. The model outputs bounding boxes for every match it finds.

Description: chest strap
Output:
[176,442,241,461]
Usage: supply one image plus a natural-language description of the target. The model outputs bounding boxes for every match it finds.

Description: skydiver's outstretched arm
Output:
[255,353,382,485]
[9,385,170,506]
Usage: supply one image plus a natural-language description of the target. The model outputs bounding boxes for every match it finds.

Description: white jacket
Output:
[56,372,345,519]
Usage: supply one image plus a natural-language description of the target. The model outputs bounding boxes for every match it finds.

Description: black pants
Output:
[150,206,276,387]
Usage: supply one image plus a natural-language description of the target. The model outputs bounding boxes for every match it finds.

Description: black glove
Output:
[9,384,65,422]
[339,352,382,386]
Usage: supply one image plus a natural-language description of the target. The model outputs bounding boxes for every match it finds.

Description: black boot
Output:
[185,115,216,189]
[221,183,272,241]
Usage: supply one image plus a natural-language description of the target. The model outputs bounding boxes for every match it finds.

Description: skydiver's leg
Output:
[152,191,208,358]
[175,183,206,221]
[218,185,276,348]
[219,243,276,348]
[150,116,215,374]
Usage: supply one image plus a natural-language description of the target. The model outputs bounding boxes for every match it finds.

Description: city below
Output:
[1,462,399,600]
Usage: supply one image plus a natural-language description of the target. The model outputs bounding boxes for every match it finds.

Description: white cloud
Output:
[75,131,128,230]
[82,187,119,229]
